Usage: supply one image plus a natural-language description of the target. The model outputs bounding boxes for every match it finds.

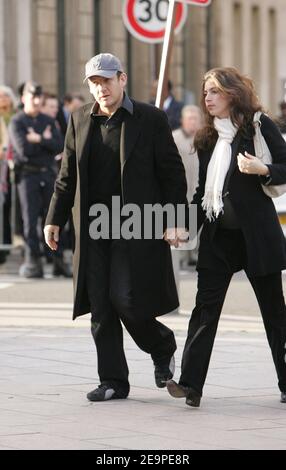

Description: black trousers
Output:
[179,269,286,396]
[86,238,176,395]
[18,171,63,260]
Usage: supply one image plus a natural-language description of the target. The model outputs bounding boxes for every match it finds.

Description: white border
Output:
[122,0,188,44]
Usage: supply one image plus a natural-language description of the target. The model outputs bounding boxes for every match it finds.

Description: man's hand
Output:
[43,125,52,140]
[163,228,189,248]
[44,225,60,251]
[237,152,270,176]
[27,127,42,144]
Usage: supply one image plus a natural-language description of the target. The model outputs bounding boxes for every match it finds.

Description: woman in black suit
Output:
[167,67,286,408]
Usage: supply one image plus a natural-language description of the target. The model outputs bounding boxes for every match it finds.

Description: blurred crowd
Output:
[1,77,286,278]
[0,81,84,277]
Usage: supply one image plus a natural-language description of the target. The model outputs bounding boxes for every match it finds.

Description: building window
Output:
[57,0,66,97]
[94,0,101,54]
[251,6,261,88]
[269,8,277,112]
[233,3,242,71]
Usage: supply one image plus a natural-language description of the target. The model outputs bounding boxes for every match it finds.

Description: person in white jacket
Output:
[173,105,203,266]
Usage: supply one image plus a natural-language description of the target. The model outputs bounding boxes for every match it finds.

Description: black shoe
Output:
[281,392,286,403]
[154,355,175,388]
[0,251,7,265]
[186,389,201,408]
[87,384,128,402]
[53,257,72,278]
[166,379,201,407]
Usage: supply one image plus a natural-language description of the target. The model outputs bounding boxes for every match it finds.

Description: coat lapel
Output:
[76,105,94,220]
[121,107,143,165]
[222,131,242,195]
[77,104,94,168]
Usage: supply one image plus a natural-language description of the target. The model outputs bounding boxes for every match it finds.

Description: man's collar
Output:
[90,93,133,117]
[163,95,173,111]
[24,111,41,118]
[122,94,133,115]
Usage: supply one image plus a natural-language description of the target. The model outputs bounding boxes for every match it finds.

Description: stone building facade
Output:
[0,0,285,113]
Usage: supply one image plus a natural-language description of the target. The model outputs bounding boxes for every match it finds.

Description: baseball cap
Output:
[23,81,43,97]
[84,53,123,82]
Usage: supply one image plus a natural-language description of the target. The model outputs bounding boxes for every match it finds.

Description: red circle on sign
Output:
[126,0,185,39]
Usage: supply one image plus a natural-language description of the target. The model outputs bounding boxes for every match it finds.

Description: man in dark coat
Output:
[56,93,85,138]
[9,81,70,278]
[163,80,184,131]
[150,80,183,131]
[44,53,188,402]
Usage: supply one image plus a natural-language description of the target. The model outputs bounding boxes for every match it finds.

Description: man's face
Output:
[150,79,168,102]
[22,92,43,115]
[182,111,202,136]
[0,92,12,114]
[69,98,84,113]
[88,73,127,113]
[42,98,59,119]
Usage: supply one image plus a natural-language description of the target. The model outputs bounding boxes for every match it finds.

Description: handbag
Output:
[253,111,286,198]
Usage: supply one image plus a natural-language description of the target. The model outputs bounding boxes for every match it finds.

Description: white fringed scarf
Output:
[202,117,238,221]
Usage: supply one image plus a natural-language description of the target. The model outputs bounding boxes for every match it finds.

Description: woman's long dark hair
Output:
[194,67,263,151]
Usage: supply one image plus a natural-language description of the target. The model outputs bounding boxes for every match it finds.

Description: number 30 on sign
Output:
[122,0,188,44]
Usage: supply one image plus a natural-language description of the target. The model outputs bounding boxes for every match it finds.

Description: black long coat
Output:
[45,100,188,320]
[194,114,286,276]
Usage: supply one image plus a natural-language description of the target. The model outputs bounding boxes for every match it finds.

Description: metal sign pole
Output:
[154,0,180,300]
[155,0,178,109]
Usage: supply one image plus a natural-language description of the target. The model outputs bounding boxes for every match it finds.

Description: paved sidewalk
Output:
[0,325,285,450]
[0,267,286,449]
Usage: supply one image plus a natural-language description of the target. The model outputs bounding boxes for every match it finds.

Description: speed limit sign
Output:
[122,0,188,44]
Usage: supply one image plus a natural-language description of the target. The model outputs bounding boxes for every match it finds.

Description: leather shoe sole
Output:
[166,380,201,407]
[166,380,189,398]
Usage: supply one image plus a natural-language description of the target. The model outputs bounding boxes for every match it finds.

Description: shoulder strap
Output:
[253,112,272,164]
[253,111,263,127]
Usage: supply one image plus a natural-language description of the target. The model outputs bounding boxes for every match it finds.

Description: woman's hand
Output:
[43,125,52,140]
[237,152,270,176]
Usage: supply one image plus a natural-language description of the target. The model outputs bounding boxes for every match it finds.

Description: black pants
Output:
[18,171,62,259]
[86,238,176,395]
[179,269,286,396]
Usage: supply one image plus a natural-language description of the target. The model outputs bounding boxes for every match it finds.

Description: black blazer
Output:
[46,100,188,319]
[193,114,286,276]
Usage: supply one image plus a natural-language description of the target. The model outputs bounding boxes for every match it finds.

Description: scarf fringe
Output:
[202,190,224,222]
